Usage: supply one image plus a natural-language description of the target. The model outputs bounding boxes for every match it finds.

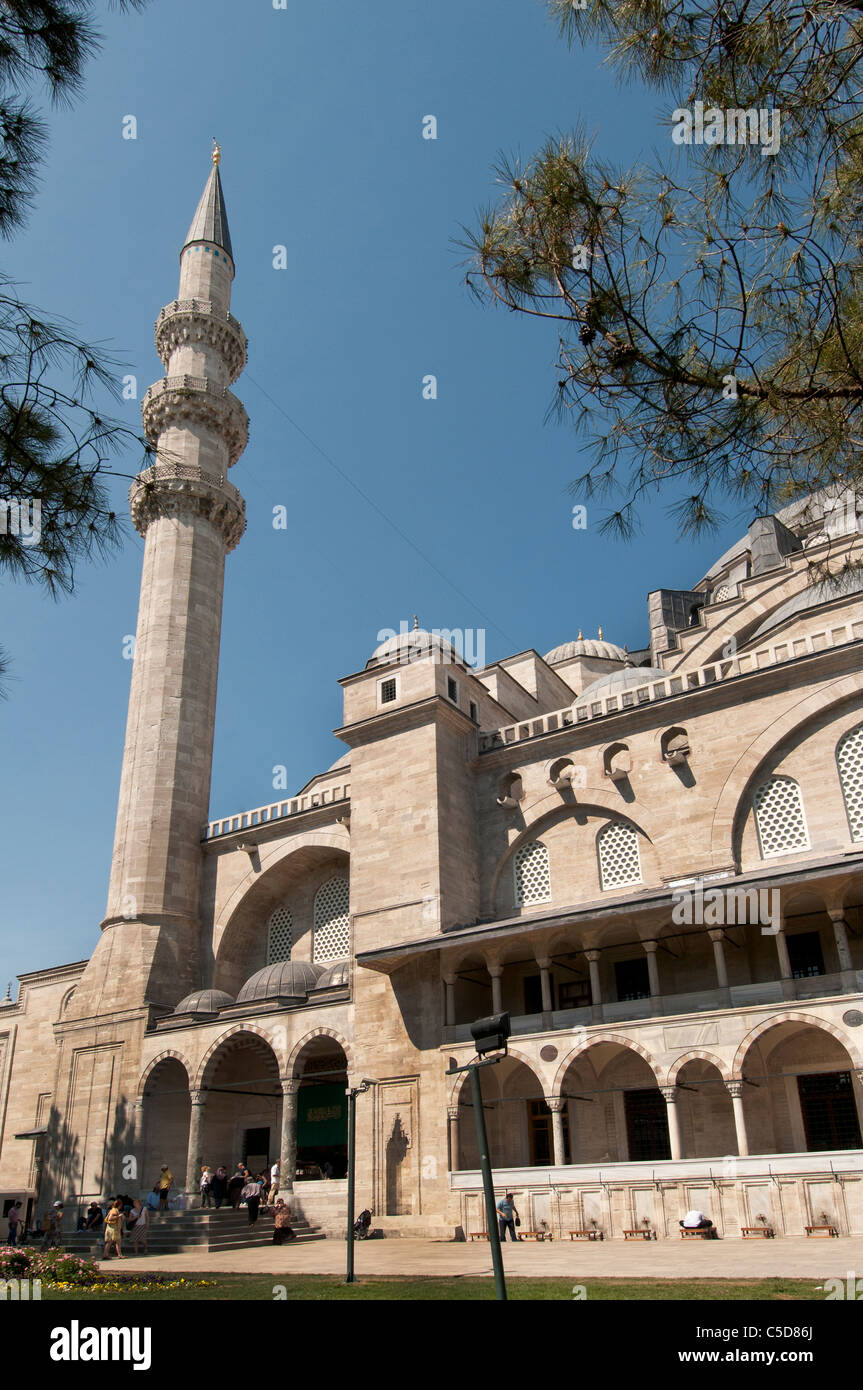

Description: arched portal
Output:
[559,1042,667,1164]
[457,1056,547,1170]
[200,1032,281,1177]
[291,1035,349,1181]
[738,1021,863,1155]
[675,1058,736,1159]
[141,1057,191,1192]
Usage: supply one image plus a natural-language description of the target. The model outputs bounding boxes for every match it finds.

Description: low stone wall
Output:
[451,1151,863,1240]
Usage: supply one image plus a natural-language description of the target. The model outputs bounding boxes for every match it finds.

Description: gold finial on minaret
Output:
[598,625,603,640]
[212,138,221,166]
[577,628,583,640]
[413,614,419,631]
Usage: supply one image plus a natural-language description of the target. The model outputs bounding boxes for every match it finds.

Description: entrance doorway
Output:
[624,1089,671,1161]
[243,1127,270,1174]
[798,1071,862,1151]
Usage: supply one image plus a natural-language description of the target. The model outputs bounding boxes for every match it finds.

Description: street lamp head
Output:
[470,1012,511,1057]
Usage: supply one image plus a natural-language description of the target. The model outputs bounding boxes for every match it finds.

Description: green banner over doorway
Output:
[297,1083,348,1147]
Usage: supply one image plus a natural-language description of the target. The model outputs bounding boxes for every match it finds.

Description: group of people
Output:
[198,1160,296,1240]
[494,1193,718,1242]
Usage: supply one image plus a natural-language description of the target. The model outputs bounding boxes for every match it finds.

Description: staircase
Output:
[62,1207,326,1256]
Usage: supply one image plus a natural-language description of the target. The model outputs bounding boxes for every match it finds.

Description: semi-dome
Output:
[315,959,349,989]
[236,959,325,1004]
[173,988,234,1015]
[545,635,626,665]
[579,664,668,701]
[749,570,863,643]
[367,626,459,668]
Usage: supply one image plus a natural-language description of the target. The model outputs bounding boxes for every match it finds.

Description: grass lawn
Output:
[41,1275,826,1301]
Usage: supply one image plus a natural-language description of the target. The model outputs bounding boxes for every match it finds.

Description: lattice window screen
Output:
[267,905,293,964]
[514,840,551,906]
[597,821,642,889]
[712,583,733,603]
[753,776,810,857]
[313,876,350,962]
[837,725,863,841]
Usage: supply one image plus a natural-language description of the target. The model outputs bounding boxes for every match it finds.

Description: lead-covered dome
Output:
[367,627,459,668]
[173,988,234,1015]
[315,959,349,989]
[236,960,325,1004]
[579,665,668,701]
[545,636,626,665]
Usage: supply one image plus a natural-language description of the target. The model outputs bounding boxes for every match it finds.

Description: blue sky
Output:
[1,0,750,978]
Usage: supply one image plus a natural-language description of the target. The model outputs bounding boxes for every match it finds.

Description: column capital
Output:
[442,972,457,986]
[708,928,726,943]
[584,949,601,963]
[725,1080,744,1099]
[447,1106,460,1122]
[545,1096,566,1113]
[660,1085,678,1104]
[189,1088,207,1108]
[486,962,503,978]
[642,939,659,955]
[279,1077,301,1097]
[828,906,848,925]
[535,956,551,971]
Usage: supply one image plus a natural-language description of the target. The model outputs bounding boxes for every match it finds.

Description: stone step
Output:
[60,1209,325,1255]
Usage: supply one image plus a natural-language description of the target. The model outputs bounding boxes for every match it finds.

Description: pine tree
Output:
[465,1,863,537]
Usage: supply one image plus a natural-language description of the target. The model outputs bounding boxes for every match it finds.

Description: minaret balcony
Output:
[142,375,249,466]
[155,299,247,383]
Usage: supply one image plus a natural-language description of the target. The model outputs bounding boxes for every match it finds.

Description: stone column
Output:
[536,957,553,1014]
[447,1106,460,1172]
[279,1079,300,1191]
[773,925,795,999]
[726,1080,749,1157]
[708,929,729,990]
[185,1090,207,1197]
[585,949,603,1022]
[828,909,855,980]
[547,1098,567,1166]
[643,940,661,1009]
[488,963,503,1015]
[661,1086,683,1160]
[443,975,456,1028]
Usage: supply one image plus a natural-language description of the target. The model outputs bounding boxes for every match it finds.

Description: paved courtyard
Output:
[99,1235,863,1281]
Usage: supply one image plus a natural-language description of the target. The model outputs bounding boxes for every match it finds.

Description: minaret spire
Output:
[70,154,249,1014]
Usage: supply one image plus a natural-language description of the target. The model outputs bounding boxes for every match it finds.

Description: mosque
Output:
[1,152,863,1241]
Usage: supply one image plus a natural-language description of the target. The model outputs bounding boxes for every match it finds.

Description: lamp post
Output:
[446,1011,511,1302]
[345,1078,375,1284]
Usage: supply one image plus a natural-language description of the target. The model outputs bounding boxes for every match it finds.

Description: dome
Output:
[545,636,626,665]
[367,627,459,668]
[173,988,234,1015]
[748,571,863,643]
[315,959,349,989]
[579,664,668,701]
[236,960,325,1005]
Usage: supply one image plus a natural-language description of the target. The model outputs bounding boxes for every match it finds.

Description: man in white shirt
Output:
[269,1159,280,1206]
[680,1209,716,1235]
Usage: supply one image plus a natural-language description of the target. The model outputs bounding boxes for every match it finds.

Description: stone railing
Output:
[131,460,244,509]
[203,784,351,841]
[479,617,863,752]
[155,300,245,335]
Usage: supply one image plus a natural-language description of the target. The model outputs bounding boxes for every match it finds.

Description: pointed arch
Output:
[194,1023,284,1091]
[665,1050,732,1088]
[552,1033,661,1093]
[287,1026,353,1078]
[732,1012,863,1077]
[137,1049,193,1101]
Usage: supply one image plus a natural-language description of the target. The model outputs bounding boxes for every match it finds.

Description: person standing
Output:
[211,1165,228,1209]
[242,1174,262,1226]
[268,1158,280,1207]
[496,1192,519,1243]
[128,1199,149,1255]
[228,1164,246,1210]
[156,1165,173,1212]
[200,1165,213,1208]
[41,1201,63,1250]
[6,1201,22,1246]
[103,1200,125,1260]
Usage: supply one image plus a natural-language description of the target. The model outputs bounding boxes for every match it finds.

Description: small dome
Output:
[579,665,668,701]
[545,636,626,665]
[236,960,325,1005]
[367,627,459,668]
[173,989,234,1015]
[315,959,349,989]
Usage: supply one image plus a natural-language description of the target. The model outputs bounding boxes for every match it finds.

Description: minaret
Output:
[71,147,248,1015]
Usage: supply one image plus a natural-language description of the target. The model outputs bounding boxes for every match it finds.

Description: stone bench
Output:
[680,1227,714,1239]
[805,1224,839,1237]
[518,1229,553,1242]
[569,1229,603,1241]
[623,1228,656,1240]
[741,1225,775,1239]
[469,1231,489,1241]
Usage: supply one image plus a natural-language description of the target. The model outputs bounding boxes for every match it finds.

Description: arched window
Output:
[837,724,863,842]
[313,876,350,963]
[597,821,642,889]
[267,905,293,964]
[753,775,810,858]
[513,840,551,907]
